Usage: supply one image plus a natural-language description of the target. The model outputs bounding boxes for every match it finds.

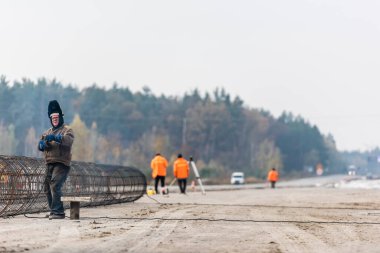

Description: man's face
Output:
[51,113,59,127]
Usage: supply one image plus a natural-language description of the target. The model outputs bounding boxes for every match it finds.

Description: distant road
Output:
[167,174,354,193]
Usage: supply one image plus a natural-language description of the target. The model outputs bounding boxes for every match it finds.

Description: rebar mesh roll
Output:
[0,155,147,217]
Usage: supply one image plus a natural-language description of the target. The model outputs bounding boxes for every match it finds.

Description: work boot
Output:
[49,214,65,220]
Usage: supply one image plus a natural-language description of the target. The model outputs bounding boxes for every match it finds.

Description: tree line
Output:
[0,76,347,179]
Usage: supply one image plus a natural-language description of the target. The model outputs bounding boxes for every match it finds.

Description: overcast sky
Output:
[1,0,380,151]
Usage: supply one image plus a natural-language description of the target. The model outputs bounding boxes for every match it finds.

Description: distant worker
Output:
[38,100,74,219]
[173,153,190,194]
[150,153,168,194]
[267,168,279,189]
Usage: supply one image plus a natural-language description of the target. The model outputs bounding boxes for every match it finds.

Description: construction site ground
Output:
[2,181,380,253]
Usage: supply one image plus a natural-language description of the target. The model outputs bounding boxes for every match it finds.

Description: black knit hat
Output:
[48,100,63,117]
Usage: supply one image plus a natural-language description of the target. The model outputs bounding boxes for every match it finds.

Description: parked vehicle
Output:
[347,165,357,176]
[231,172,245,184]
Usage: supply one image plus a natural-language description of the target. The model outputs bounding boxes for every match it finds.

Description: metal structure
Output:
[189,157,206,195]
[0,155,147,217]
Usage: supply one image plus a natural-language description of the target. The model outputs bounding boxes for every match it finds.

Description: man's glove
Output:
[38,140,45,151]
[45,134,55,142]
[55,134,63,143]
[45,134,63,143]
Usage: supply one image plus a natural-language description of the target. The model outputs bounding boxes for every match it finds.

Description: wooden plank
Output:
[61,196,92,202]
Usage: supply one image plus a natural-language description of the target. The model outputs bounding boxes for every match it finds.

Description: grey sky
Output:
[1,0,380,151]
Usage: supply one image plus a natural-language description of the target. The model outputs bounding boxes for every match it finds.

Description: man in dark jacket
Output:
[38,100,74,219]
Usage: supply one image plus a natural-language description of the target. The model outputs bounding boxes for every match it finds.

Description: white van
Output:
[231,172,245,185]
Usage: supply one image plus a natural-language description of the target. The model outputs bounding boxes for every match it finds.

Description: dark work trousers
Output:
[44,163,70,215]
[154,176,166,193]
[270,181,276,189]
[178,179,187,193]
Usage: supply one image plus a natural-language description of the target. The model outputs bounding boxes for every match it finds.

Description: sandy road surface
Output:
[2,186,380,253]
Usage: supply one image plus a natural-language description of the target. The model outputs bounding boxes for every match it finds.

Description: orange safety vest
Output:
[267,170,279,182]
[151,155,168,178]
[173,158,189,179]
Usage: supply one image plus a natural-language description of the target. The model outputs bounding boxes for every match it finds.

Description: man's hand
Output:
[45,134,55,142]
[55,134,63,143]
[45,134,63,143]
[38,140,45,151]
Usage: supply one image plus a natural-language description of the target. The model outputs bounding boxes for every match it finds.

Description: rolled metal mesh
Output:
[0,155,147,217]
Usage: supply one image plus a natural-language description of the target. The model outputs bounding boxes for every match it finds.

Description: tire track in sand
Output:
[34,220,81,253]
[260,220,336,253]
[126,205,192,253]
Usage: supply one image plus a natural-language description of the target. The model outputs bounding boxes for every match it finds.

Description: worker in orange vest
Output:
[173,153,190,194]
[267,168,279,189]
[150,153,168,194]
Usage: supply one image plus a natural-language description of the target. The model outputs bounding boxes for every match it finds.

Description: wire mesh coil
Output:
[0,155,147,217]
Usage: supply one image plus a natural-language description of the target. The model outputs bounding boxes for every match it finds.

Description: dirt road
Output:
[1,187,380,252]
